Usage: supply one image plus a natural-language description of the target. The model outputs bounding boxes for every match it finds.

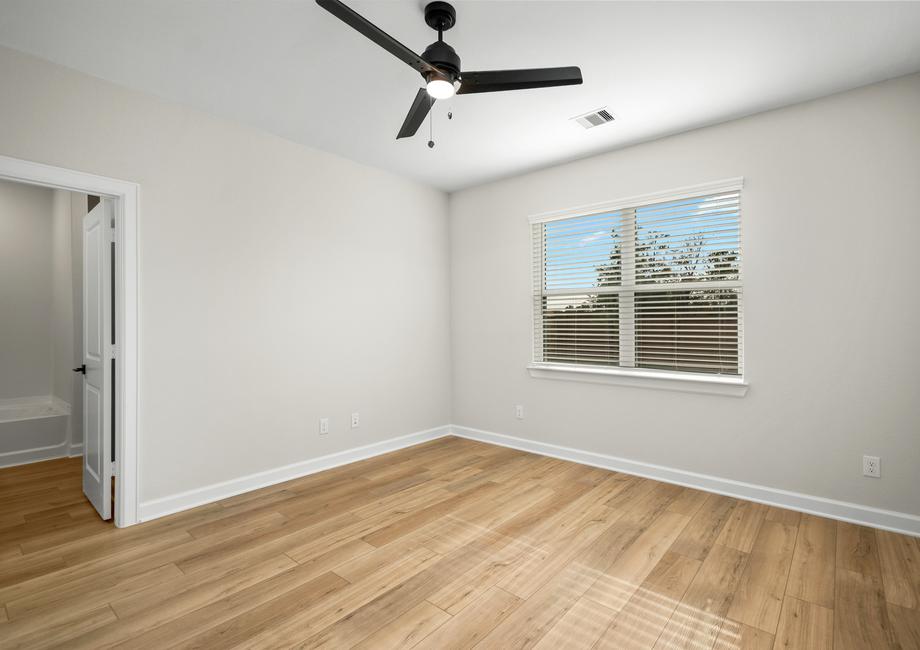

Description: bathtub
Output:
[0,397,72,468]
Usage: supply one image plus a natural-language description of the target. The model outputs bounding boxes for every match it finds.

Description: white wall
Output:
[449,73,920,518]
[2,42,915,526]
[0,45,451,503]
[50,189,74,405]
[68,192,86,446]
[0,178,53,399]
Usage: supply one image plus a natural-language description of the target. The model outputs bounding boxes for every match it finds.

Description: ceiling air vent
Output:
[571,108,616,130]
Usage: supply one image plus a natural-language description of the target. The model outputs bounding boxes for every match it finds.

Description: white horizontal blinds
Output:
[632,190,742,375]
[634,192,741,286]
[634,288,741,374]
[533,211,624,366]
[533,186,743,377]
[540,293,620,365]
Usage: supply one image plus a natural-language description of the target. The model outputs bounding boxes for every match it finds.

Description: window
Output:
[532,180,743,384]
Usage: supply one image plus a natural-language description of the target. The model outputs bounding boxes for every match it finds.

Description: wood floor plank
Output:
[416,586,522,649]
[299,527,536,649]
[113,569,350,649]
[583,510,690,612]
[666,487,711,518]
[171,570,357,649]
[180,510,361,574]
[184,507,286,540]
[654,543,749,650]
[430,482,559,552]
[532,595,618,649]
[785,514,836,609]
[334,538,431,583]
[0,553,67,590]
[0,439,917,649]
[596,551,701,649]
[352,600,450,649]
[669,494,737,561]
[888,602,920,649]
[727,520,797,634]
[716,501,768,553]
[764,506,801,528]
[0,529,194,606]
[497,501,619,599]
[5,562,183,622]
[836,521,882,577]
[63,554,300,648]
[229,547,442,648]
[476,562,598,649]
[834,567,897,650]
[426,527,538,614]
[0,604,116,650]
[876,528,920,610]
[772,596,833,650]
[361,482,506,548]
[713,619,774,649]
[112,554,296,620]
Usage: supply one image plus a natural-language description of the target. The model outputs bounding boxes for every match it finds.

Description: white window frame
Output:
[528,178,748,397]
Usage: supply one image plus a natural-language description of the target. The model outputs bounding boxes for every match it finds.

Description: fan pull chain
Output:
[428,95,435,149]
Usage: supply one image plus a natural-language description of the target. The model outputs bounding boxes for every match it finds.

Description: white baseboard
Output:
[134,421,920,537]
[68,443,83,457]
[451,425,920,537]
[138,425,452,522]
[0,443,68,469]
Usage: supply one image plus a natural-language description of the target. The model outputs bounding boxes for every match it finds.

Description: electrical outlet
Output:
[319,418,329,435]
[515,405,524,420]
[863,455,880,478]
[351,412,360,428]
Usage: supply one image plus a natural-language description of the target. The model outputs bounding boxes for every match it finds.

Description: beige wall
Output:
[449,73,920,517]
[0,46,451,503]
[0,178,54,399]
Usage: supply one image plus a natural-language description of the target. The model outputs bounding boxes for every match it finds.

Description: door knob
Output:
[72,364,86,374]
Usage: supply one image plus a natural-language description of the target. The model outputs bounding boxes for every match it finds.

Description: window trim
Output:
[529,177,745,225]
[529,177,746,394]
[527,363,749,397]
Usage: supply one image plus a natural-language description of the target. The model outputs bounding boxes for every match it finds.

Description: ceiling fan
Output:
[315,0,583,140]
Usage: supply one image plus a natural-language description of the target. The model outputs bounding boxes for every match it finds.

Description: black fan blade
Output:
[397,88,433,139]
[457,66,583,95]
[316,0,438,76]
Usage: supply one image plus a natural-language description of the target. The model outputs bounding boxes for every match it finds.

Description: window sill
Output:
[526,363,749,397]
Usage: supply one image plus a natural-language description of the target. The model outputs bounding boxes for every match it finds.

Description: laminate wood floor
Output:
[1,436,918,649]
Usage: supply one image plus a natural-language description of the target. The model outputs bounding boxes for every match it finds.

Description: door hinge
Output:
[109,346,117,359]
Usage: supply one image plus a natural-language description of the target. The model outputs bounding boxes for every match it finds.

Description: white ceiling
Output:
[1,1,920,191]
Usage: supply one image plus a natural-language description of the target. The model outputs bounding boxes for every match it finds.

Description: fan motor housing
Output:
[421,40,460,76]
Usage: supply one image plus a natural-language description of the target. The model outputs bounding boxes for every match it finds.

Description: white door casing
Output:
[0,154,138,527]
[82,199,113,520]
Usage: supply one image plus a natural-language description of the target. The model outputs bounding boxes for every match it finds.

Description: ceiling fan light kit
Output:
[316,0,583,141]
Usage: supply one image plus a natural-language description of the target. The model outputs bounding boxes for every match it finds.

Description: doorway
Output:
[0,154,139,527]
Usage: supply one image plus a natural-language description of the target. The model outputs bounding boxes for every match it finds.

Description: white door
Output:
[81,199,113,520]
